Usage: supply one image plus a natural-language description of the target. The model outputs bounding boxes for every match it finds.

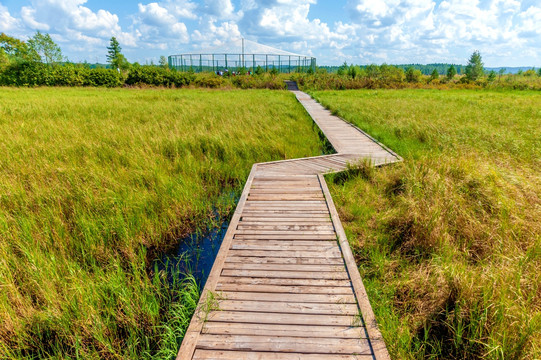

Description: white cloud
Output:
[1,0,541,66]
[202,0,239,20]
[21,7,50,31]
[342,0,541,65]
[136,2,190,44]
[0,4,22,33]
[191,19,241,47]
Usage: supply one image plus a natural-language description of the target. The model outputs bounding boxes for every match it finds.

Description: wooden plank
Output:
[230,243,337,251]
[231,239,337,246]
[205,312,363,327]
[233,234,337,240]
[248,194,325,200]
[215,300,359,315]
[240,210,330,215]
[225,256,344,265]
[218,277,352,287]
[221,269,349,280]
[219,291,356,304]
[196,334,371,354]
[240,217,332,222]
[222,262,343,272]
[234,230,336,236]
[193,350,373,359]
[227,250,341,258]
[237,224,333,230]
[215,284,355,295]
[202,322,367,338]
[248,188,322,193]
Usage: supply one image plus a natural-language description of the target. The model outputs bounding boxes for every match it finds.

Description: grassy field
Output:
[312,89,541,359]
[0,87,323,358]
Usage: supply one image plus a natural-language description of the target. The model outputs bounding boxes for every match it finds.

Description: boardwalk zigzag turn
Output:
[177,82,401,360]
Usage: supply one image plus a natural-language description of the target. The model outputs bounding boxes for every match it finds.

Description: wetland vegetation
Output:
[316,89,541,359]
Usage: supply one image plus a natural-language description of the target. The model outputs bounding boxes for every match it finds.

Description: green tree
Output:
[106,37,129,70]
[348,65,360,79]
[465,50,484,81]
[159,55,168,68]
[1,33,32,63]
[487,70,496,82]
[538,68,541,77]
[254,65,264,75]
[430,68,439,81]
[405,66,422,83]
[27,31,62,64]
[498,68,506,79]
[446,65,457,80]
[337,61,348,76]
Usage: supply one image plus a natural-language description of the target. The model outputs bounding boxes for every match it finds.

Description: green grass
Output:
[312,89,541,359]
[0,87,323,358]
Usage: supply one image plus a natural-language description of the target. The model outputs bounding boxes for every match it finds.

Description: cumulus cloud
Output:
[191,19,242,48]
[201,0,239,20]
[137,2,189,41]
[0,4,22,33]
[8,0,136,57]
[343,0,541,64]
[1,0,540,65]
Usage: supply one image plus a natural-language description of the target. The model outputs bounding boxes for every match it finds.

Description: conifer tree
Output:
[465,51,484,81]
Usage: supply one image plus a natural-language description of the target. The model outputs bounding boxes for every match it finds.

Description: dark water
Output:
[159,219,229,289]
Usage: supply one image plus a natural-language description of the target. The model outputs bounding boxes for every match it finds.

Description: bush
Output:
[125,66,193,87]
[0,62,123,87]
[406,67,422,83]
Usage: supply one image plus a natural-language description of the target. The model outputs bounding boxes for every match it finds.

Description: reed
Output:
[0,87,323,358]
[315,89,541,359]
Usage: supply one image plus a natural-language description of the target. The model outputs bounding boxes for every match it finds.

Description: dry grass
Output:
[316,89,541,359]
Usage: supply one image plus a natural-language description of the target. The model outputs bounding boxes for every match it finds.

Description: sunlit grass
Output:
[0,87,323,358]
[315,89,541,360]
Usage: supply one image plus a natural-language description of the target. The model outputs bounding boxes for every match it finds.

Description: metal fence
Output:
[168,53,316,73]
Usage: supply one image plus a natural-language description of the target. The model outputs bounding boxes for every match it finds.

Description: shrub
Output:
[0,62,123,87]
[406,67,422,83]
[125,66,193,87]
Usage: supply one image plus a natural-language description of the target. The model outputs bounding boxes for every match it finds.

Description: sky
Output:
[0,0,540,66]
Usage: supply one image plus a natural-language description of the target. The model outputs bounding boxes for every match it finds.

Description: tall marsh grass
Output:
[0,87,323,358]
[316,89,541,359]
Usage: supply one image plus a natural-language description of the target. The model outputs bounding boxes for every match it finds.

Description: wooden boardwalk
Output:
[177,82,400,360]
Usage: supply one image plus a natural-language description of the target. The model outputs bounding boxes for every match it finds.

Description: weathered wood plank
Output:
[233,234,337,240]
[193,350,373,360]
[202,322,367,338]
[225,256,344,265]
[221,269,349,280]
[227,250,341,258]
[215,284,355,295]
[196,334,371,354]
[205,312,363,327]
[218,277,352,287]
[222,262,343,272]
[230,243,338,251]
[219,291,356,304]
[215,300,359,315]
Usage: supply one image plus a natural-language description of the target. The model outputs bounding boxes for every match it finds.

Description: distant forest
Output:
[318,63,534,75]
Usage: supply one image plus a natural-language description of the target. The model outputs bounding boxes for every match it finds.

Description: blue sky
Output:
[1,0,540,66]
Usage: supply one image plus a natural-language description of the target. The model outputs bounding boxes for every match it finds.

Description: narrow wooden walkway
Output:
[177,82,400,360]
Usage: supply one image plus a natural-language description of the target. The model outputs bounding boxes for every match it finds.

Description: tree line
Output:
[1,32,540,89]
